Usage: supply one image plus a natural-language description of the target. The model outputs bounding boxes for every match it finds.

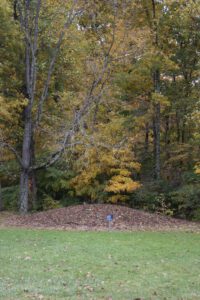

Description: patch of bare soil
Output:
[1,204,200,231]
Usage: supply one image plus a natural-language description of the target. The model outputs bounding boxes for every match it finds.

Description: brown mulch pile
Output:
[2,204,200,231]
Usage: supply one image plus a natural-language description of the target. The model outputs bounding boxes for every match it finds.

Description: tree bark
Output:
[164,116,169,145]
[0,181,3,211]
[155,103,160,179]
[153,70,161,180]
[152,0,161,180]
[176,112,180,143]
[153,103,160,180]
[19,104,32,214]
[145,122,149,156]
[182,118,186,143]
[29,137,37,209]
[165,115,170,159]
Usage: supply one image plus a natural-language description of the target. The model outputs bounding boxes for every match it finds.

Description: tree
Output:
[69,112,141,203]
[0,0,123,213]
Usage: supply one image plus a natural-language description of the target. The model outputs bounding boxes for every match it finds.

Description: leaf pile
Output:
[2,204,200,231]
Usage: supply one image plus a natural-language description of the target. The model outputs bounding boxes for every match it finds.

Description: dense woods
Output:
[0,0,200,219]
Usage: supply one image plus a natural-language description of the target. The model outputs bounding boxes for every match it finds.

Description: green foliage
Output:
[1,185,19,210]
[42,195,61,211]
[130,181,173,215]
[36,166,77,209]
[131,179,200,221]
[1,230,200,299]
[168,184,200,220]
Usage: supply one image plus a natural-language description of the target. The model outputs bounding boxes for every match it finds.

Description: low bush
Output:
[1,185,19,210]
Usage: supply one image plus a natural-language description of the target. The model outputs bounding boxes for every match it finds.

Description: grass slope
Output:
[0,229,200,300]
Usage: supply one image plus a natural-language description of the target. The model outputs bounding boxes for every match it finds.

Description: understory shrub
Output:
[130,181,174,216]
[130,181,200,220]
[42,195,61,211]
[168,184,200,220]
[1,185,19,210]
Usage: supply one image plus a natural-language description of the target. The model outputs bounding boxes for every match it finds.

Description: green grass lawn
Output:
[0,229,200,300]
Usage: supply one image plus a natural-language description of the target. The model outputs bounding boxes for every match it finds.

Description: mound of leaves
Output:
[3,204,200,231]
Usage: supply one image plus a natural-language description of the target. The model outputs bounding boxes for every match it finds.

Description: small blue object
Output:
[106,214,113,222]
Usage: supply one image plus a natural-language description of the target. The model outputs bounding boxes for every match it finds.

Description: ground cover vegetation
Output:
[0,0,200,219]
[0,229,200,300]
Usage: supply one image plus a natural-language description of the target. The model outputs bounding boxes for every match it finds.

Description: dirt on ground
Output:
[1,204,200,231]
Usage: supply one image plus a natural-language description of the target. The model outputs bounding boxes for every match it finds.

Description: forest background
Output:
[0,0,200,219]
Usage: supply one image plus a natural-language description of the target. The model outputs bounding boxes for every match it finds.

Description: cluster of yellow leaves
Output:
[105,149,141,202]
[0,96,27,120]
[0,96,28,138]
[0,96,11,122]
[106,174,140,194]
[0,95,28,162]
[70,144,141,203]
[66,93,142,201]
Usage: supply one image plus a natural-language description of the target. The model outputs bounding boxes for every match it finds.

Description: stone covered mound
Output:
[4,204,200,231]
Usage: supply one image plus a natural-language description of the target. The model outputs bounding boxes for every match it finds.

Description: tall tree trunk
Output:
[0,181,3,211]
[153,102,161,180]
[155,103,160,179]
[164,116,170,145]
[176,111,180,143]
[153,117,156,169]
[30,137,37,209]
[152,0,161,180]
[19,105,32,214]
[145,123,149,156]
[153,70,161,180]
[182,118,186,143]
[165,115,170,159]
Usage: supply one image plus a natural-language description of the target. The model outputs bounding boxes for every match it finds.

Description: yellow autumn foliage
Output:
[0,96,28,130]
[67,103,142,203]
[109,195,129,203]
[151,92,170,107]
[194,163,200,175]
[105,175,141,193]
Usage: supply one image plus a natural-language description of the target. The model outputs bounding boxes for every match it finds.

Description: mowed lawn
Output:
[0,229,200,300]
